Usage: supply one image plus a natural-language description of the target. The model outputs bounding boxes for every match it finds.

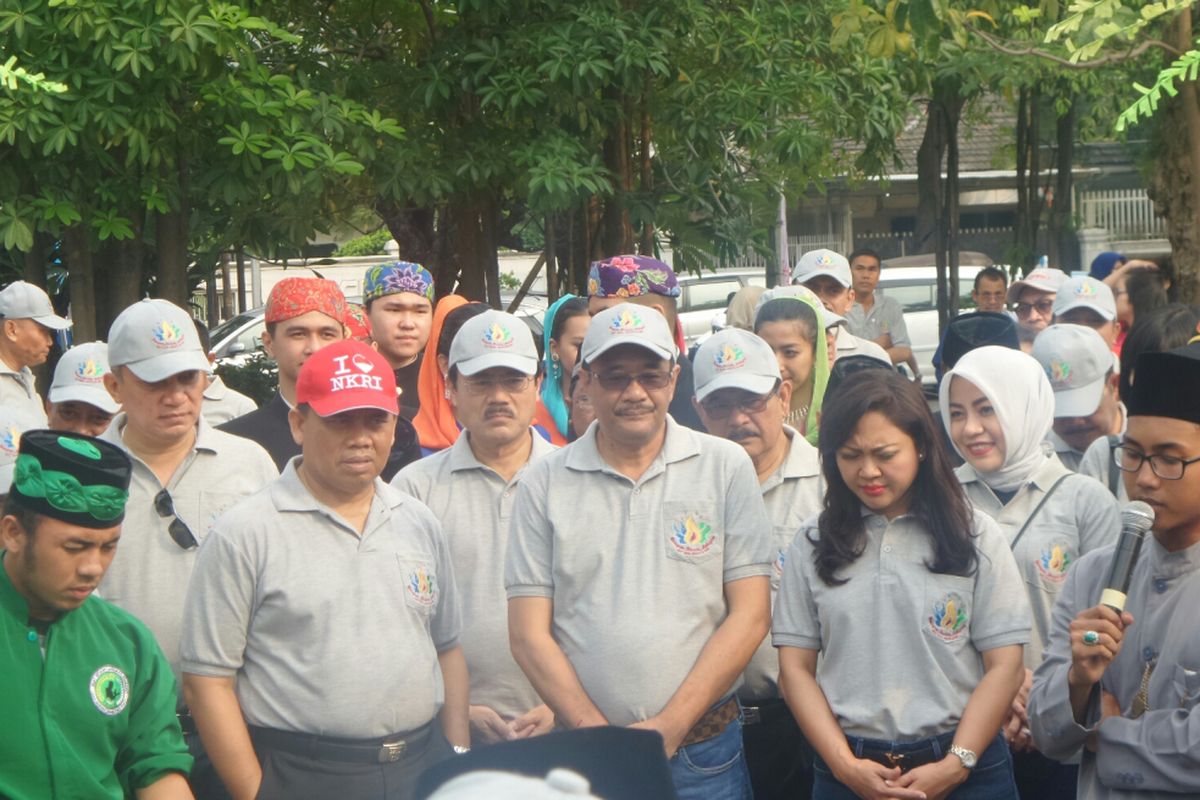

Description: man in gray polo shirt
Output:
[0,280,72,423]
[182,339,468,800]
[506,302,773,800]
[692,327,822,800]
[394,309,555,747]
[790,250,891,366]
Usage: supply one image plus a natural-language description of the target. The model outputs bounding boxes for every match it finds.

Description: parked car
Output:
[676,269,767,345]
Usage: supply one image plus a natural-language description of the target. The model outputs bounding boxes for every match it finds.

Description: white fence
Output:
[1079,189,1165,239]
[734,234,845,269]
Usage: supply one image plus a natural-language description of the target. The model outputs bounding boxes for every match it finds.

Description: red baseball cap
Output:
[295,340,399,417]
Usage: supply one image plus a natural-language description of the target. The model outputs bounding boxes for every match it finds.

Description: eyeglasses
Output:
[700,388,779,419]
[1112,445,1200,481]
[154,489,198,550]
[589,370,673,392]
[459,374,534,395]
[1015,299,1054,317]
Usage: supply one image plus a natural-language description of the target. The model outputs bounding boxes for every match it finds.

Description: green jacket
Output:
[0,553,192,799]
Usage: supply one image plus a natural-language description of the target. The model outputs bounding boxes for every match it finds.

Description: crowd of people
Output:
[0,246,1197,800]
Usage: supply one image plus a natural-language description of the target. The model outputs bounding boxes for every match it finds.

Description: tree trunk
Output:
[62,225,97,343]
[639,89,655,255]
[914,100,946,253]
[1175,10,1200,302]
[99,238,145,335]
[545,215,558,302]
[1029,88,1043,261]
[600,89,635,257]
[155,208,190,308]
[377,201,438,268]
[946,99,961,318]
[235,246,247,313]
[22,233,50,288]
[1049,95,1077,271]
[1015,87,1030,271]
[1148,96,1200,303]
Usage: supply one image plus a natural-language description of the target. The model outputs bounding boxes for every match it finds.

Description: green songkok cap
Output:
[10,430,132,528]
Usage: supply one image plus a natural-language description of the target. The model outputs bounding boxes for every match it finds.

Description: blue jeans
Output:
[813,731,1017,800]
[668,717,753,800]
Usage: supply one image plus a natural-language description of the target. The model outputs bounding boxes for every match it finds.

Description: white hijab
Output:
[939,346,1055,492]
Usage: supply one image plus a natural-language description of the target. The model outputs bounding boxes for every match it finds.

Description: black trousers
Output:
[742,698,814,800]
[1012,749,1078,800]
[250,726,454,800]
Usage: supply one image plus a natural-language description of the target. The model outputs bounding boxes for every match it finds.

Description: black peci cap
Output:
[1128,343,1200,424]
[826,354,894,400]
[10,430,132,528]
[942,312,1021,372]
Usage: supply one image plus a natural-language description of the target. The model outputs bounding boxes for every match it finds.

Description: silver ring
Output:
[1083,630,1101,646]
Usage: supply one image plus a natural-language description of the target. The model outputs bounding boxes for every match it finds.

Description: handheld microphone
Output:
[1100,501,1155,612]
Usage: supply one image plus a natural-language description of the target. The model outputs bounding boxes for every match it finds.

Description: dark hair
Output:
[973,267,1007,291]
[1125,269,1169,323]
[825,355,893,400]
[813,369,976,586]
[753,298,818,346]
[191,317,211,353]
[1118,304,1200,403]
[436,303,490,360]
[550,297,590,342]
[847,247,881,266]
[3,494,42,536]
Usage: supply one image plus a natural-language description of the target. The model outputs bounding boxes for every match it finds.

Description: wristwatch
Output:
[949,744,977,770]
[452,745,471,755]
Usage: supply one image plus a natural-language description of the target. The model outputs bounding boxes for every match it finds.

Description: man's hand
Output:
[1004,668,1034,753]
[629,714,689,759]
[469,705,515,745]
[511,704,555,739]
[1067,605,1134,689]
[894,757,969,800]
[832,757,928,800]
[874,333,894,349]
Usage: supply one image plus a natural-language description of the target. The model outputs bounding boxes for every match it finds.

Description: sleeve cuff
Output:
[505,584,553,599]
[724,563,772,582]
[772,633,821,650]
[435,636,461,654]
[974,629,1032,651]
[179,661,239,678]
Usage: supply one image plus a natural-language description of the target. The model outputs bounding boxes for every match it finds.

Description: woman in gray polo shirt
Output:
[940,346,1120,799]
[775,369,1030,800]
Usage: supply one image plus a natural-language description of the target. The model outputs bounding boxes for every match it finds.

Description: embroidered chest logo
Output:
[151,321,184,350]
[406,566,438,607]
[75,358,105,384]
[928,592,969,642]
[1036,544,1072,583]
[89,665,130,716]
[714,345,746,371]
[670,514,716,557]
[773,549,786,580]
[0,424,20,457]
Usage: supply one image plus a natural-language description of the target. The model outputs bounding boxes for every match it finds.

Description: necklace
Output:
[786,405,810,428]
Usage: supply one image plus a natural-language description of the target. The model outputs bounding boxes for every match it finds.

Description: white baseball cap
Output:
[449,310,539,377]
[580,303,677,366]
[0,408,43,494]
[791,249,851,288]
[1053,276,1117,322]
[1031,324,1113,418]
[49,342,121,414]
[107,299,209,383]
[693,329,782,402]
[1007,267,1068,304]
[0,281,71,330]
[754,285,846,329]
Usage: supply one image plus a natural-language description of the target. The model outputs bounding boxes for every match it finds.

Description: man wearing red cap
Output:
[181,340,469,800]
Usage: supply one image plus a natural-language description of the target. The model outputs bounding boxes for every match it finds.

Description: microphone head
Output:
[1122,500,1155,533]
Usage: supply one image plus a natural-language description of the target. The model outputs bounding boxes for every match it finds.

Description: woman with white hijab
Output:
[939,346,1120,800]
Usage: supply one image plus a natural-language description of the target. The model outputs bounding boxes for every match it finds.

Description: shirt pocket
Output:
[1172,664,1200,710]
[396,556,440,618]
[923,574,975,650]
[662,501,723,566]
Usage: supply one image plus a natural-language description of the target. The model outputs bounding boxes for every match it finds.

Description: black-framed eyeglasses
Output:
[589,370,673,392]
[1112,444,1200,481]
[700,386,780,419]
[154,489,198,550]
[1015,299,1054,317]
[460,374,535,395]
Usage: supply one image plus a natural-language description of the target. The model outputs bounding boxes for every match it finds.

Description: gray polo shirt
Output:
[0,362,46,425]
[958,454,1120,668]
[392,429,555,721]
[845,294,911,348]
[98,415,278,683]
[773,508,1031,741]
[201,375,257,426]
[181,462,461,738]
[505,416,773,727]
[740,426,823,703]
[1078,434,1126,502]
[1028,537,1200,798]
[834,326,891,364]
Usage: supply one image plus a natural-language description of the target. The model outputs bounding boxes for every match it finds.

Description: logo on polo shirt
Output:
[329,352,383,393]
[151,321,184,350]
[773,549,786,581]
[75,358,105,384]
[89,665,129,715]
[0,425,20,456]
[670,514,716,557]
[1047,359,1071,387]
[714,345,746,371]
[482,323,513,349]
[610,309,645,335]
[406,566,438,607]
[1036,544,1072,583]
[928,592,968,642]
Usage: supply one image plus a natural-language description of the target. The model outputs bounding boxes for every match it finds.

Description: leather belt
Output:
[680,697,740,748]
[249,721,434,764]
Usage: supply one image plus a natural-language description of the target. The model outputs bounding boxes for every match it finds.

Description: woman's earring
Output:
[444,387,451,399]
[551,352,560,363]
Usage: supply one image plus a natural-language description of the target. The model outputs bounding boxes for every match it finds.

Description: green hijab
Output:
[753,287,831,446]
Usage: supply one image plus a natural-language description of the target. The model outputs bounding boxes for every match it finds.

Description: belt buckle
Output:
[742,706,762,726]
[378,740,406,763]
[884,752,906,770]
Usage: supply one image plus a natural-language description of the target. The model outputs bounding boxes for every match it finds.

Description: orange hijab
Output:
[413,294,468,451]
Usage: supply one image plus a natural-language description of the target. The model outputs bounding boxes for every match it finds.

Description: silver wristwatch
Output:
[949,744,977,770]
[452,745,471,755]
